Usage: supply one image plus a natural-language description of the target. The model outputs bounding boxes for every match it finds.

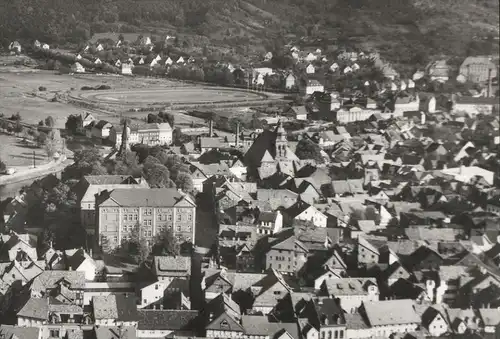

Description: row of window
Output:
[122,224,192,233]
[321,330,344,339]
[122,213,193,222]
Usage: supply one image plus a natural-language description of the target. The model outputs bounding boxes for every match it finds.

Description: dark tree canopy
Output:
[294,138,324,163]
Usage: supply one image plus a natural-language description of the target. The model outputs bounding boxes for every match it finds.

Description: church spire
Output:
[118,119,130,156]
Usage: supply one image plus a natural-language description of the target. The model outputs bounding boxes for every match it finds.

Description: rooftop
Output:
[363,299,420,326]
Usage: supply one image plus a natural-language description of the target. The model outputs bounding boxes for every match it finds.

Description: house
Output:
[285,74,296,89]
[122,63,133,75]
[335,106,379,124]
[90,120,112,139]
[319,278,379,313]
[459,56,497,83]
[137,310,199,337]
[382,65,399,80]
[165,57,173,66]
[95,188,196,250]
[452,96,499,115]
[393,95,420,116]
[152,256,192,284]
[486,196,500,214]
[330,63,339,72]
[64,248,97,281]
[256,210,283,235]
[288,106,308,120]
[42,43,50,50]
[265,235,309,274]
[252,269,291,314]
[0,325,39,339]
[357,237,385,265]
[479,308,500,333]
[264,51,273,61]
[205,293,243,336]
[71,62,85,73]
[9,41,22,54]
[306,64,315,74]
[286,201,328,228]
[305,53,317,62]
[438,166,494,186]
[96,43,104,52]
[0,232,38,262]
[177,56,185,64]
[361,299,420,336]
[304,79,324,95]
[343,66,353,74]
[421,307,449,336]
[427,60,450,82]
[94,58,102,65]
[92,294,139,326]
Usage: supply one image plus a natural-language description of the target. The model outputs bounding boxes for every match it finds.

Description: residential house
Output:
[152,256,191,285]
[9,41,22,54]
[427,60,450,82]
[452,96,499,115]
[287,106,308,120]
[335,106,379,124]
[265,235,309,275]
[479,308,500,333]
[252,269,291,314]
[319,278,379,314]
[285,74,296,89]
[90,120,112,139]
[0,232,38,262]
[136,310,198,337]
[306,64,315,74]
[256,210,283,235]
[64,248,97,281]
[71,62,85,73]
[421,307,449,336]
[357,237,386,265]
[304,79,324,95]
[393,95,420,116]
[121,63,133,75]
[264,52,273,61]
[305,53,317,62]
[205,293,243,337]
[286,201,328,228]
[360,299,420,336]
[92,294,139,326]
[459,56,497,83]
[95,188,196,250]
[177,56,185,64]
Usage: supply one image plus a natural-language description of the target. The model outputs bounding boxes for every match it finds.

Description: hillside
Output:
[0,0,498,67]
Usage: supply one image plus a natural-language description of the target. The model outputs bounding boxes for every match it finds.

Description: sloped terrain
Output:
[0,0,498,65]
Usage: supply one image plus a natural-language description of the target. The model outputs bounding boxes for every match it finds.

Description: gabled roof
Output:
[0,325,39,339]
[99,188,195,207]
[17,297,48,320]
[363,299,420,326]
[153,256,191,275]
[30,270,85,291]
[92,294,139,321]
[137,310,199,330]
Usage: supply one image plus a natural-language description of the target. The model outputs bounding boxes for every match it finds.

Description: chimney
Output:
[487,68,492,98]
[235,122,240,147]
[209,119,214,137]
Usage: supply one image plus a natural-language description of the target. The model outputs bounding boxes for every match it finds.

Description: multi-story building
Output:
[459,56,498,83]
[265,235,309,275]
[110,122,173,148]
[95,188,196,250]
[335,106,381,124]
[319,278,379,314]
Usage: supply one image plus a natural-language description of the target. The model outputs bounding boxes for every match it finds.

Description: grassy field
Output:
[0,134,49,168]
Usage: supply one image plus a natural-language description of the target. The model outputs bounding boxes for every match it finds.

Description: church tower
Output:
[118,119,131,156]
[274,120,288,160]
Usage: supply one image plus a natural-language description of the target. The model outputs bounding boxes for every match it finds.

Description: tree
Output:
[159,111,175,127]
[45,116,55,127]
[175,172,194,192]
[0,158,6,173]
[152,228,180,256]
[36,131,48,148]
[45,129,62,158]
[143,157,172,188]
[295,138,324,163]
[13,122,23,135]
[65,114,82,134]
[120,223,150,263]
[63,148,106,180]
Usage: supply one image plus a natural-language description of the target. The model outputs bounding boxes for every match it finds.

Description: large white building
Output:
[110,122,173,147]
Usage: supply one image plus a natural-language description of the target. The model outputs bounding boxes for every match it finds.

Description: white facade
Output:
[294,206,327,228]
[306,64,315,74]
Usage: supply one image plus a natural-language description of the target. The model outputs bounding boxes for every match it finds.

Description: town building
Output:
[459,56,498,83]
[110,122,173,147]
[95,188,196,250]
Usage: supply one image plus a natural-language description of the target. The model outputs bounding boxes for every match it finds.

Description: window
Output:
[143,221,147,226]
[177,214,182,221]
[188,214,192,221]
[177,225,181,232]
[123,214,127,221]
[168,214,172,221]
[134,214,138,221]
[148,220,152,226]
[157,214,162,221]
[339,331,344,339]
